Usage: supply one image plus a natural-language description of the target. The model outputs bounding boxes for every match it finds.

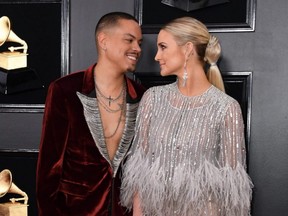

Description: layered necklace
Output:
[95,80,126,139]
[96,82,125,108]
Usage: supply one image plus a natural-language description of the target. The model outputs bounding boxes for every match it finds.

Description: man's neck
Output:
[94,64,126,92]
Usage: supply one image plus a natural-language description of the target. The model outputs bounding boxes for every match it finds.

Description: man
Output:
[36,12,145,216]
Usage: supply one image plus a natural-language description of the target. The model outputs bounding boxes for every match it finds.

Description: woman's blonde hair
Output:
[162,17,225,92]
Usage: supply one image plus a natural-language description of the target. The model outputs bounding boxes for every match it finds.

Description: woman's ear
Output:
[184,42,194,58]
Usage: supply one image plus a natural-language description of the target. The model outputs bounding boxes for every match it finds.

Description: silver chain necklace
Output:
[94,78,127,139]
[95,81,125,106]
[96,83,126,113]
[99,89,126,139]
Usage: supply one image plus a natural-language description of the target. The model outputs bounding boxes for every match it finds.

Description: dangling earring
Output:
[182,62,188,87]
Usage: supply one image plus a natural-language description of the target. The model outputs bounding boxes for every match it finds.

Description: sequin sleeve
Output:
[129,87,155,153]
[216,100,253,215]
[120,88,155,210]
[220,100,246,168]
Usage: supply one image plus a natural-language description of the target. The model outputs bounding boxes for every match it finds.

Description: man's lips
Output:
[127,53,138,61]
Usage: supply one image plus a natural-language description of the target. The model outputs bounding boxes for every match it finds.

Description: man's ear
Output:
[97,32,107,51]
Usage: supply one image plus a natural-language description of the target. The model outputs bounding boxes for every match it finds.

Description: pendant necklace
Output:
[95,81,124,107]
[94,78,127,138]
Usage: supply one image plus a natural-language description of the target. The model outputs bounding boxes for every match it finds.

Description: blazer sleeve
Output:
[36,81,69,216]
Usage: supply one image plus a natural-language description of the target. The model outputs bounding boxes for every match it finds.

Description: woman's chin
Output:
[160,71,172,77]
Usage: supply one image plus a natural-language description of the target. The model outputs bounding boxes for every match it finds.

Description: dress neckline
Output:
[172,81,214,99]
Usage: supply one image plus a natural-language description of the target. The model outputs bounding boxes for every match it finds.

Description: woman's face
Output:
[155,30,186,76]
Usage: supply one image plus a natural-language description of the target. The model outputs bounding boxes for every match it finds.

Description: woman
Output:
[121,17,253,216]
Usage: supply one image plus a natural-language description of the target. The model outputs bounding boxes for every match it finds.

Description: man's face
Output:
[104,19,142,73]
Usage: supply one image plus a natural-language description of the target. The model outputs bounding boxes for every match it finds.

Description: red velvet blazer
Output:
[36,64,146,216]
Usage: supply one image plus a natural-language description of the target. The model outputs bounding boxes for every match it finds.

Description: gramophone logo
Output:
[0,16,43,94]
[0,169,29,216]
[161,0,229,12]
[0,16,28,70]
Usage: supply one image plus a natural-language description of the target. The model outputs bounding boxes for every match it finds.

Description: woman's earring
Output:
[182,62,188,87]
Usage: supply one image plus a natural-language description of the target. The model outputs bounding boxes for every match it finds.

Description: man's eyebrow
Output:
[124,33,143,42]
[124,33,143,43]
[124,33,135,38]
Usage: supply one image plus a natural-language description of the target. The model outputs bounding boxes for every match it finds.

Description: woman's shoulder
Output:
[140,82,175,104]
[146,82,176,93]
[210,85,241,110]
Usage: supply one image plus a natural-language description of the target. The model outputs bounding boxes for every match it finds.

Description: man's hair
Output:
[95,12,139,46]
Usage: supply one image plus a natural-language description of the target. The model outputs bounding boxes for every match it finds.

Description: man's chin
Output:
[126,66,136,73]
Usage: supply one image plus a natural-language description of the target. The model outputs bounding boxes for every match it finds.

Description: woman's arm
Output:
[220,100,246,168]
[218,100,253,215]
[121,88,155,213]
[133,192,143,216]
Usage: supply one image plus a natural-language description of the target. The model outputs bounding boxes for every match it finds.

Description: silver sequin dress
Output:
[121,82,253,216]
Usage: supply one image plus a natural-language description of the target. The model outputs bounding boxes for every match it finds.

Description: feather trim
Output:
[121,151,253,216]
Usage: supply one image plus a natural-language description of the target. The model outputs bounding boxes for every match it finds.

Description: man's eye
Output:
[125,39,133,43]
